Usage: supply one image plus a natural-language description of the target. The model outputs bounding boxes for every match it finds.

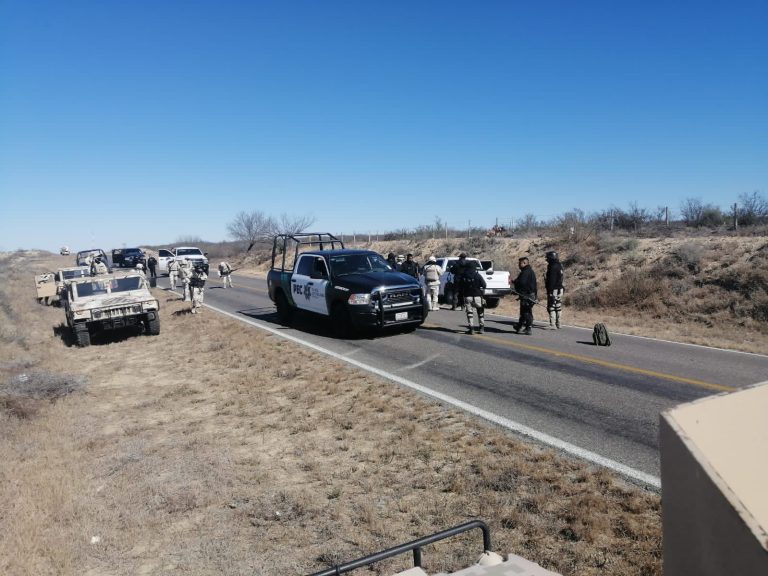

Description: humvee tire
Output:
[147,316,160,336]
[74,324,91,348]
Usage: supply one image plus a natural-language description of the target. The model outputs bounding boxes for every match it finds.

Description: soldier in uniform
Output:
[422,256,441,311]
[90,256,108,276]
[386,253,399,271]
[178,259,192,301]
[511,256,537,335]
[218,261,233,288]
[190,265,207,314]
[167,258,180,288]
[135,262,146,278]
[457,261,487,334]
[545,251,564,329]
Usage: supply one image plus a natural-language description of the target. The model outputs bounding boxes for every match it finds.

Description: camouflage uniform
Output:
[218,261,233,288]
[178,260,192,301]
[90,259,108,276]
[167,258,180,288]
[190,267,207,314]
[422,257,441,311]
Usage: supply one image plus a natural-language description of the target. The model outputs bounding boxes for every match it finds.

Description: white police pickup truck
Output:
[435,256,511,309]
[156,247,209,275]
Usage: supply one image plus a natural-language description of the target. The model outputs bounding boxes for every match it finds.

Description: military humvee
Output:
[35,266,90,306]
[62,270,160,347]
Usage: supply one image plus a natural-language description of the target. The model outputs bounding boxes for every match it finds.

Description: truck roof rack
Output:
[271,232,345,272]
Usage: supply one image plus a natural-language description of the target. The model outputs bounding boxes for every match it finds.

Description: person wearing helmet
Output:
[218,261,233,288]
[190,264,208,314]
[545,251,564,329]
[178,259,192,301]
[167,258,180,288]
[135,262,146,278]
[422,256,441,311]
[90,256,108,276]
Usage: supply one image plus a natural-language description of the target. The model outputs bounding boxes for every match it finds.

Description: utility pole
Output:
[665,206,669,227]
[468,220,471,240]
[445,222,448,239]
[733,203,738,231]
[610,210,614,232]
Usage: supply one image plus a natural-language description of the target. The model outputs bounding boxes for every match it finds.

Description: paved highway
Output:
[157,273,768,485]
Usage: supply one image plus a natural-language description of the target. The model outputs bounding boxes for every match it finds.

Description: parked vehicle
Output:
[267,233,428,337]
[61,270,160,347]
[156,248,175,274]
[435,256,511,309]
[60,246,70,256]
[35,265,90,305]
[171,246,209,274]
[75,249,109,267]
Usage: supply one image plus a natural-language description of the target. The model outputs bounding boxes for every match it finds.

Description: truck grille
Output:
[380,289,419,307]
[96,305,142,319]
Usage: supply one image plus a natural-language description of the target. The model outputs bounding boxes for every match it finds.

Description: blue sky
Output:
[1,0,766,251]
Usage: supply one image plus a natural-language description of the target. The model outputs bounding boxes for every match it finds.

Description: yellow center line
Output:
[423,323,734,392]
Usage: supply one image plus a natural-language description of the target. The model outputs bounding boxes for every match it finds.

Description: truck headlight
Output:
[348,293,371,305]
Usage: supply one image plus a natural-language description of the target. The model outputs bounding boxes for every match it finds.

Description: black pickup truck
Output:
[267,233,428,336]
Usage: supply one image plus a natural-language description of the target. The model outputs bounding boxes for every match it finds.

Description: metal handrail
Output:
[271,233,345,272]
[307,520,491,576]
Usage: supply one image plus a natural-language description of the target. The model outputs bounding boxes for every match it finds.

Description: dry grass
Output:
[0,252,662,575]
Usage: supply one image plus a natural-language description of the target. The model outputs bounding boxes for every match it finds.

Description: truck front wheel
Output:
[146,315,160,335]
[275,291,294,326]
[331,304,352,338]
[74,324,91,347]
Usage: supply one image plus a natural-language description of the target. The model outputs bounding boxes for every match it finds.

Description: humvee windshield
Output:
[330,253,391,276]
[60,269,88,280]
[74,276,143,298]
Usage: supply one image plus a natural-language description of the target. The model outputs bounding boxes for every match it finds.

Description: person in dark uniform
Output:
[511,256,537,335]
[386,253,399,271]
[545,251,564,329]
[147,255,158,279]
[457,260,487,334]
[400,253,419,278]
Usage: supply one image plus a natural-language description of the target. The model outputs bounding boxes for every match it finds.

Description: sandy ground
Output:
[0,252,663,575]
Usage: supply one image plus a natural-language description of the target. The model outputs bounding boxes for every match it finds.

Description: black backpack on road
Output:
[592,323,611,346]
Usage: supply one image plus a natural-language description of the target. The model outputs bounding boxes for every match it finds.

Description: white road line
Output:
[180,287,660,489]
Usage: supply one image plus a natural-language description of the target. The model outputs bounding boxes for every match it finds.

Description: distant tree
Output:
[737,190,768,226]
[226,210,275,250]
[680,198,705,227]
[175,235,205,244]
[517,213,539,232]
[272,213,316,236]
[680,198,723,227]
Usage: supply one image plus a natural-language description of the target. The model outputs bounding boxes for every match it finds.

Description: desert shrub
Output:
[670,242,704,274]
[597,234,638,255]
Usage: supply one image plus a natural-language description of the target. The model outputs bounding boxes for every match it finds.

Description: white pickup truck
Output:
[157,247,209,275]
[435,256,511,309]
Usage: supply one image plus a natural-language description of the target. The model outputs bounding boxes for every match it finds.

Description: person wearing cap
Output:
[386,252,399,271]
[455,256,487,334]
[511,256,537,335]
[422,256,441,311]
[90,256,108,276]
[545,251,564,329]
[400,253,419,278]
